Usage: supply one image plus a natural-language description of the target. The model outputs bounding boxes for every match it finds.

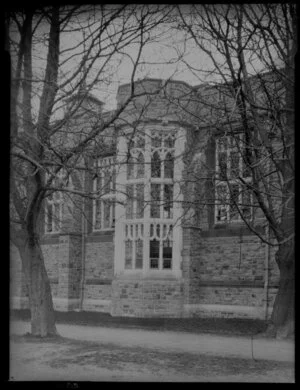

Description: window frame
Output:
[92,155,116,232]
[44,170,70,234]
[114,125,184,278]
[215,133,253,225]
[124,129,176,272]
[45,191,63,234]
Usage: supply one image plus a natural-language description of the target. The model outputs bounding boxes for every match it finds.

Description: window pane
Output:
[136,184,144,218]
[46,204,53,232]
[151,133,162,148]
[230,151,240,178]
[216,184,228,222]
[163,240,172,269]
[230,184,240,221]
[150,240,159,269]
[54,191,60,201]
[112,166,116,191]
[135,239,143,269]
[126,185,134,219]
[103,201,111,228]
[151,151,161,178]
[164,152,174,178]
[164,134,175,148]
[218,136,228,149]
[127,155,134,180]
[242,149,252,177]
[103,169,111,193]
[218,151,227,179]
[150,184,160,218]
[125,241,133,269]
[135,135,145,149]
[136,152,144,179]
[96,175,101,192]
[242,188,252,219]
[94,199,101,229]
[112,200,115,227]
[163,184,173,219]
[54,203,60,231]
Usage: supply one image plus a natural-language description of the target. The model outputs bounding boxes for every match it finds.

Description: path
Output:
[10,320,294,362]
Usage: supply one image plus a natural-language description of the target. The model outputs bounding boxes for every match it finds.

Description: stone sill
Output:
[85,278,112,285]
[86,231,114,243]
[114,272,182,281]
[194,280,279,288]
[41,232,82,244]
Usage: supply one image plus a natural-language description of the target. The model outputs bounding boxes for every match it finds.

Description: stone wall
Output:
[116,78,198,126]
[182,227,279,319]
[10,241,61,309]
[111,279,183,317]
[10,245,22,298]
[10,77,282,320]
[82,233,114,312]
[42,243,59,283]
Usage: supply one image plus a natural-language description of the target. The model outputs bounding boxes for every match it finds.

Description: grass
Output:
[11,309,268,336]
[10,334,294,382]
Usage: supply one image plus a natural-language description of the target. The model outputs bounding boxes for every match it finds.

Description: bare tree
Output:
[8,4,173,336]
[176,3,295,338]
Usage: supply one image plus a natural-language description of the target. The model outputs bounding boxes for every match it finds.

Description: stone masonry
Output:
[10,78,280,319]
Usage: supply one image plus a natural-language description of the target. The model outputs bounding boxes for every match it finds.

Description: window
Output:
[45,191,62,233]
[45,170,70,234]
[93,156,115,230]
[215,134,252,223]
[122,129,176,271]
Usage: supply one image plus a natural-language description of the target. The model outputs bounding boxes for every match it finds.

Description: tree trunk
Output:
[269,243,294,339]
[21,240,57,337]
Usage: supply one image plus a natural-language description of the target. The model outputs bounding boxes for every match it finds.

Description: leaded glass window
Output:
[123,129,176,271]
[215,134,252,223]
[45,170,69,233]
[93,156,115,230]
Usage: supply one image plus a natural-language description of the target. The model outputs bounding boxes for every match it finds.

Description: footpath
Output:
[10,320,294,363]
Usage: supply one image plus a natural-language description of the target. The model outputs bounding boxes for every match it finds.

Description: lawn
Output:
[9,334,294,382]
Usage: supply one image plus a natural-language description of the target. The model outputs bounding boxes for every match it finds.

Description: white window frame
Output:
[215,133,253,224]
[92,156,116,231]
[114,125,185,278]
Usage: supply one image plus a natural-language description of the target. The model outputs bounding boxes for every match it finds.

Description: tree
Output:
[8,4,173,336]
[176,4,295,338]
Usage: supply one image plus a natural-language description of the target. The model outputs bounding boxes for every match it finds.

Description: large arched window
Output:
[114,126,185,277]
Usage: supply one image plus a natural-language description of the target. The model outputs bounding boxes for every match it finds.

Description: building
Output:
[10,77,280,319]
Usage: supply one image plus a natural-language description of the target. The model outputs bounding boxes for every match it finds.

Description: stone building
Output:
[10,77,280,319]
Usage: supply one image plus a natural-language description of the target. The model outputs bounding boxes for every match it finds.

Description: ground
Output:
[9,311,294,382]
[10,334,294,382]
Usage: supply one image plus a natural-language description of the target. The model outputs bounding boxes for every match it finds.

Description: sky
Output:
[9,4,282,119]
[26,5,216,115]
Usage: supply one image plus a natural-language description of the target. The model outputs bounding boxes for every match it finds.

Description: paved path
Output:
[10,320,294,363]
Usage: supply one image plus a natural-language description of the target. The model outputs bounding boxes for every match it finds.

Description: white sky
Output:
[10,5,282,119]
